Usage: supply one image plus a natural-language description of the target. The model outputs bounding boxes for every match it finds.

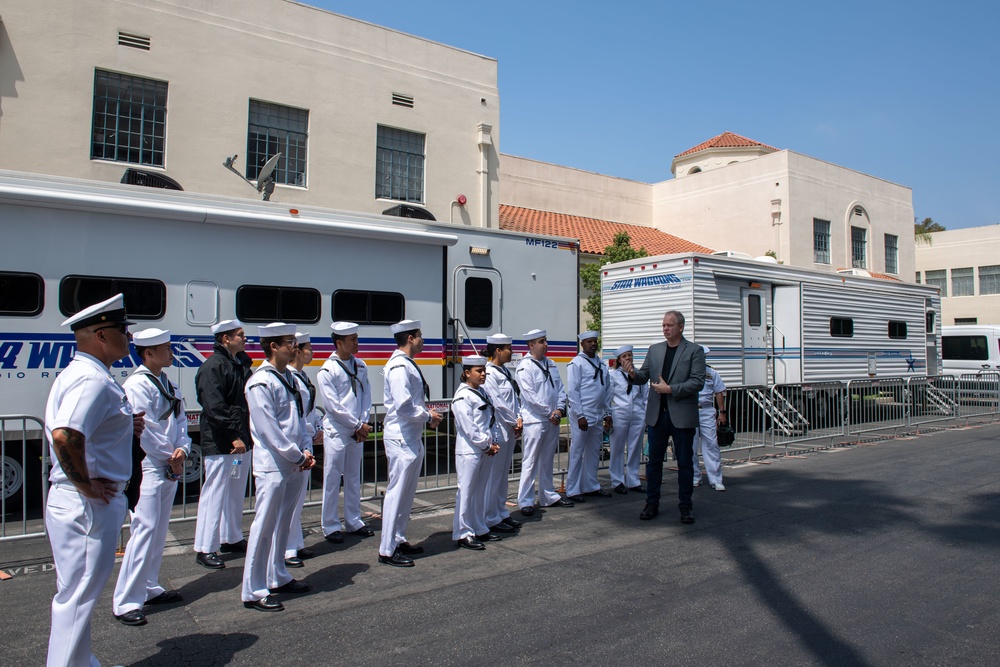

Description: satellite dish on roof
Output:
[221,152,282,201]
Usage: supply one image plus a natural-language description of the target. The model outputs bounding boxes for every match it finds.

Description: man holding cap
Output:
[43,294,145,666]
[379,319,442,567]
[515,329,573,516]
[193,319,254,570]
[565,331,613,502]
[608,345,647,494]
[112,328,190,626]
[317,322,375,544]
[242,323,315,612]
[482,333,523,533]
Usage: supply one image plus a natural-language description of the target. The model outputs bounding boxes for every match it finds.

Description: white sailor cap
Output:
[258,322,297,338]
[331,321,359,336]
[522,329,546,341]
[486,333,512,345]
[578,331,599,341]
[211,319,243,335]
[701,345,711,355]
[295,332,312,345]
[390,319,421,335]
[614,345,633,358]
[462,355,488,366]
[61,293,135,331]
[133,328,171,347]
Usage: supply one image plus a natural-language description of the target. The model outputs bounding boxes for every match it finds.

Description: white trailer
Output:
[0,171,580,506]
[601,252,941,386]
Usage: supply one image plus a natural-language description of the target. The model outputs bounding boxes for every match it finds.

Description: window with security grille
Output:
[924,269,947,296]
[246,100,308,186]
[884,234,898,274]
[952,267,974,296]
[980,265,1000,295]
[376,126,425,203]
[91,70,167,166]
[813,219,830,264]
[851,226,867,269]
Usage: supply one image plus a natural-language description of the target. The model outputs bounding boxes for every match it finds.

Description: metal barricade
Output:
[770,382,847,448]
[845,378,908,436]
[907,376,958,427]
[722,386,772,454]
[1,415,48,540]
[957,372,1000,419]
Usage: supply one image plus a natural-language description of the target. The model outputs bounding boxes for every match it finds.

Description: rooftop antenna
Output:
[222,152,282,201]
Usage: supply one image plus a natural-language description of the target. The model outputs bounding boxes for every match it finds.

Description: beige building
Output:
[915,226,1000,325]
[501,132,916,281]
[0,0,500,227]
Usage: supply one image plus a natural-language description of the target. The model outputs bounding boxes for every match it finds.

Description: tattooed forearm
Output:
[52,428,90,484]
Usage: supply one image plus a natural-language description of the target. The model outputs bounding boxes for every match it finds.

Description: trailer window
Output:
[237,285,320,324]
[332,290,404,325]
[0,271,44,316]
[60,275,166,319]
[942,335,989,361]
[747,294,762,327]
[464,277,493,329]
[888,321,907,339]
[830,317,854,338]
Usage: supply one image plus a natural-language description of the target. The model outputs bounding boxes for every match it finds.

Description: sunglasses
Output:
[95,323,130,335]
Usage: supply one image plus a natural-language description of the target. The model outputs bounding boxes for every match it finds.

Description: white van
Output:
[941,325,1000,376]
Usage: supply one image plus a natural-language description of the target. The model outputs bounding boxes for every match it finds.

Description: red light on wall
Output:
[289,208,299,215]
[629,267,634,272]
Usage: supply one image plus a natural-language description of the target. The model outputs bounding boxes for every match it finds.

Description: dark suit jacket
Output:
[632,337,705,428]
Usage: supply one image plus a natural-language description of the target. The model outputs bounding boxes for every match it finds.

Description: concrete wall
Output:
[916,226,1000,325]
[0,0,500,225]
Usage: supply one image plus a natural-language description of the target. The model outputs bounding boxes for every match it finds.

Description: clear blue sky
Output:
[310,1,999,230]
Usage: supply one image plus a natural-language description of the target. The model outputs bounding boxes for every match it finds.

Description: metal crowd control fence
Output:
[1,415,48,540]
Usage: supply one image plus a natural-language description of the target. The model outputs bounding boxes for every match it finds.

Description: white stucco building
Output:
[915,226,1000,325]
[0,0,500,226]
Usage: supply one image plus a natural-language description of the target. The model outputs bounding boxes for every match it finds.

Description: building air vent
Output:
[121,168,183,191]
[382,204,435,221]
[392,93,414,108]
[854,207,864,216]
[118,31,151,50]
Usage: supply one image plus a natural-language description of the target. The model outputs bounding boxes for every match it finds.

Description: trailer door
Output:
[450,267,502,390]
[742,287,769,385]
[772,284,802,384]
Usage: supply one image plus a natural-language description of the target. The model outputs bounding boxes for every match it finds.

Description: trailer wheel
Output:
[183,444,203,485]
[2,455,24,503]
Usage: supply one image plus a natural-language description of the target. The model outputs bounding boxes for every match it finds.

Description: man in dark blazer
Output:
[623,310,705,524]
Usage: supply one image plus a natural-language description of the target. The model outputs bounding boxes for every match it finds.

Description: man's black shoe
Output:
[475,532,503,542]
[378,551,415,567]
[145,590,183,606]
[489,522,517,533]
[566,495,585,503]
[614,483,628,495]
[629,485,646,493]
[586,489,612,497]
[114,609,147,626]
[639,504,659,520]
[325,531,344,544]
[284,557,304,568]
[502,516,523,529]
[547,498,575,508]
[456,536,486,550]
[272,579,310,594]
[195,552,225,569]
[297,548,316,559]
[244,596,284,612]
[680,508,695,524]
[349,526,375,537]
[520,506,535,516]
[219,540,248,553]
[397,542,424,555]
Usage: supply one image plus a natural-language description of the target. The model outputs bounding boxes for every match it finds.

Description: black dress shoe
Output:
[614,483,628,495]
[349,526,375,537]
[378,551,415,567]
[519,506,535,517]
[325,531,344,544]
[629,485,646,493]
[594,488,613,497]
[244,595,284,612]
[219,539,248,554]
[284,557,304,568]
[489,522,517,533]
[114,609,147,626]
[272,579,310,594]
[396,541,424,555]
[195,552,225,570]
[566,495,586,503]
[456,536,486,550]
[639,504,659,520]
[546,498,574,508]
[475,532,503,542]
[296,548,316,559]
[145,590,182,606]
[502,516,523,529]
[680,508,695,524]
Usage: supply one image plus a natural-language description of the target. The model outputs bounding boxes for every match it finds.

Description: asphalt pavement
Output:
[2,419,999,666]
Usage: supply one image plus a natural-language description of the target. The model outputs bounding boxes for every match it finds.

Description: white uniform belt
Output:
[52,480,128,493]
[699,403,715,409]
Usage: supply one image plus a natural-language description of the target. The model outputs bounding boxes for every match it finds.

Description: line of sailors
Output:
[42,294,728,665]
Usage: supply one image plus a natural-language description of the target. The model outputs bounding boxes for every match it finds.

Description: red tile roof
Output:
[675,131,779,159]
[869,272,902,282]
[499,205,713,256]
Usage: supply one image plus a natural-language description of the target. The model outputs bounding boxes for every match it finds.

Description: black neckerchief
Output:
[529,358,554,387]
[263,368,304,418]
[581,354,605,385]
[619,368,633,395]
[455,385,496,429]
[136,370,182,421]
[490,362,521,398]
[396,355,430,399]
[333,357,360,396]
[291,368,316,413]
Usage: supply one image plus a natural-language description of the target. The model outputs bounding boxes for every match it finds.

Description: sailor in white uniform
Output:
[241,323,315,612]
[43,294,144,667]
[482,333,523,534]
[452,355,502,550]
[693,345,728,491]
[608,345,648,494]
[112,328,190,626]
[283,331,322,568]
[515,329,573,515]
[378,319,443,567]
[565,331,613,501]
[317,322,374,544]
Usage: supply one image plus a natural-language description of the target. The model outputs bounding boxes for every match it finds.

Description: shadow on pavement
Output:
[127,632,257,666]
